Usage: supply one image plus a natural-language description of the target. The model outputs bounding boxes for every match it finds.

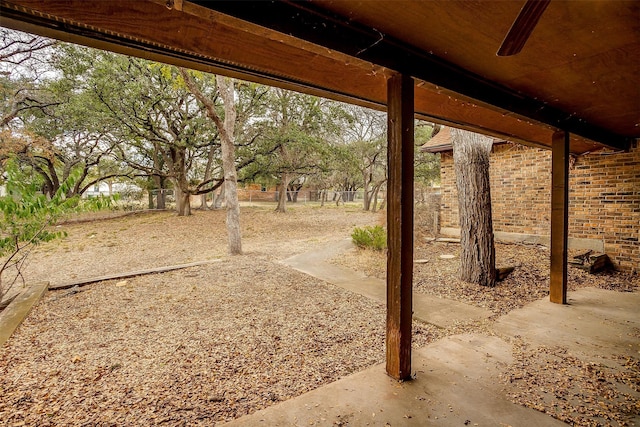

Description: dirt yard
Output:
[0,205,434,426]
[0,205,637,426]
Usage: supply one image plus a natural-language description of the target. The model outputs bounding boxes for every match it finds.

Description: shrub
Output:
[0,160,111,303]
[351,225,387,251]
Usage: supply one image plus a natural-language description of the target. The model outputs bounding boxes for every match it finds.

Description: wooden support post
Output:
[550,131,569,304]
[386,73,414,380]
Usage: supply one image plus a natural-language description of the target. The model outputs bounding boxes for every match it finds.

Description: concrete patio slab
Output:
[222,287,639,427]
[494,287,640,358]
[221,334,565,426]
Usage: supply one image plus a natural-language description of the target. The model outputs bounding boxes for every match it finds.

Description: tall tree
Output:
[264,89,331,213]
[450,128,496,287]
[180,68,242,255]
[327,143,362,205]
[74,51,220,215]
[340,105,387,211]
[1,34,128,198]
[3,127,120,198]
[216,77,242,254]
[0,28,57,129]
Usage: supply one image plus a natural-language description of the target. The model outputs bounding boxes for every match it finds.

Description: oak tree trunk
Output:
[216,76,242,255]
[378,190,387,211]
[175,185,191,216]
[363,170,372,211]
[169,147,191,217]
[152,148,166,209]
[213,185,225,209]
[451,128,496,287]
[198,141,217,210]
[180,68,242,255]
[276,174,290,213]
[156,189,166,210]
[371,180,385,213]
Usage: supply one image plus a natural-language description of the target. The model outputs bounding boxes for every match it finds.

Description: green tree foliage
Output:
[55,45,274,214]
[414,122,441,187]
[0,159,109,301]
[83,52,217,215]
[1,34,129,199]
[0,28,57,129]
[340,105,387,210]
[3,29,425,220]
[243,88,338,212]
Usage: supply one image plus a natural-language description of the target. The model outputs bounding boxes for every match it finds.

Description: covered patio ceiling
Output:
[1,0,638,381]
[1,0,638,153]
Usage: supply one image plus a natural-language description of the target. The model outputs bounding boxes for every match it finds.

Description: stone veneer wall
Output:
[438,141,639,272]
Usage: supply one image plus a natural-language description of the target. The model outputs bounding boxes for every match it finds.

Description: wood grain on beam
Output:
[550,131,569,304]
[0,0,617,154]
[0,0,389,104]
[195,0,631,149]
[386,73,414,381]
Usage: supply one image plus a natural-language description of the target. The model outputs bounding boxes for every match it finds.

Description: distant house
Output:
[83,181,141,198]
[236,183,326,203]
[422,127,640,272]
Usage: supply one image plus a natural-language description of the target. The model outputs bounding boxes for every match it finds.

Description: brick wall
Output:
[439,141,639,272]
[569,142,639,271]
[236,184,277,202]
[439,151,458,232]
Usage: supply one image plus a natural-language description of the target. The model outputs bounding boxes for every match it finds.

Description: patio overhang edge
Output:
[0,0,634,154]
[192,0,633,152]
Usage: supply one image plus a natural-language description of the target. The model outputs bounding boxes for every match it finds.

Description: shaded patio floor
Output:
[222,287,640,426]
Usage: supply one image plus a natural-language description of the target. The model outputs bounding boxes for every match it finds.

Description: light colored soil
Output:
[1,205,442,426]
[1,205,637,426]
[18,205,380,287]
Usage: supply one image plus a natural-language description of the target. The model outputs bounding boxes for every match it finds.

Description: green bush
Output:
[351,225,387,251]
[0,160,111,301]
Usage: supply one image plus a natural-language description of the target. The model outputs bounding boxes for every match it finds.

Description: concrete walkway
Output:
[222,287,640,427]
[223,334,566,426]
[221,241,640,426]
[282,239,491,328]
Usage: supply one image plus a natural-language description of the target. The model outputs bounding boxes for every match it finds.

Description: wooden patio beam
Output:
[0,0,617,153]
[550,131,569,304]
[194,0,632,151]
[386,73,414,380]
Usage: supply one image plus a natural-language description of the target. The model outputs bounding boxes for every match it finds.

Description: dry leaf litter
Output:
[1,205,637,426]
[1,207,438,426]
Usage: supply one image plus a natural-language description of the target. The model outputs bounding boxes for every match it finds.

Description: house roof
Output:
[422,128,455,154]
[1,0,638,154]
[421,127,507,153]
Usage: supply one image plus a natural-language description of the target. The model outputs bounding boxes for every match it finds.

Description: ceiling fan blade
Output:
[497,0,551,57]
